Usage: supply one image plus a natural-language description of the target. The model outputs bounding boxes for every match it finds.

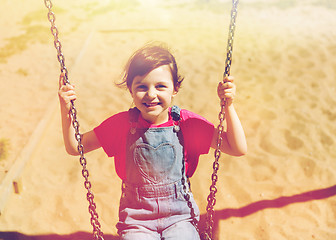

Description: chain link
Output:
[181,145,200,233]
[201,1,239,240]
[223,0,239,78]
[43,1,104,239]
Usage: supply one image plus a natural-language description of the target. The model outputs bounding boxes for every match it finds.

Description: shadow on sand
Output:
[1,185,335,240]
[199,184,336,239]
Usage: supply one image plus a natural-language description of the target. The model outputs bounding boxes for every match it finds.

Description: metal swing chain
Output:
[201,1,239,240]
[43,1,104,240]
[181,148,200,233]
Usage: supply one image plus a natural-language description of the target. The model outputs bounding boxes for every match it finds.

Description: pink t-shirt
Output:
[94,108,214,180]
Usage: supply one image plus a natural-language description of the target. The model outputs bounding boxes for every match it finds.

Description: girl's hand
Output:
[58,73,76,112]
[217,76,236,106]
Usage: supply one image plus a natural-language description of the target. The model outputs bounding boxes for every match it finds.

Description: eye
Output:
[136,85,147,91]
[156,84,167,90]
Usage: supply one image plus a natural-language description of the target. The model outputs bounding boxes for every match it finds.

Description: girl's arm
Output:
[210,76,247,156]
[58,74,101,156]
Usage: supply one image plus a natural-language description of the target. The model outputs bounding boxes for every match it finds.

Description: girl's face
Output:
[130,65,177,125]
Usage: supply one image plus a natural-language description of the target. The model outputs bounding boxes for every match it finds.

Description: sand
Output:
[0,0,336,239]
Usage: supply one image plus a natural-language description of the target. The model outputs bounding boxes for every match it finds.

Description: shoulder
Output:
[179,108,215,161]
[93,111,130,158]
[101,111,129,124]
[94,111,130,133]
[180,108,212,124]
[179,108,215,138]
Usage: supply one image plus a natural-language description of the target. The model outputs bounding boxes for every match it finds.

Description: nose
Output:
[146,87,157,99]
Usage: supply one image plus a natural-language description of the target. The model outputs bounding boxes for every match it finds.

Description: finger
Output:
[64,89,76,96]
[217,82,225,96]
[223,75,234,83]
[225,90,234,96]
[219,81,231,90]
[65,84,75,90]
[218,88,231,96]
[61,90,77,99]
[218,83,230,96]
[58,91,77,103]
[58,85,76,98]
[59,85,74,94]
[224,82,232,89]
[220,82,235,90]
[224,86,235,95]
[67,94,77,101]
[223,89,233,96]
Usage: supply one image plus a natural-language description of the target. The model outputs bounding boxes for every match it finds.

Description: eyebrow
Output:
[132,77,145,85]
[133,78,171,85]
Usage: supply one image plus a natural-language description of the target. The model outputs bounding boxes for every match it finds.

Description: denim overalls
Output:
[117,106,200,240]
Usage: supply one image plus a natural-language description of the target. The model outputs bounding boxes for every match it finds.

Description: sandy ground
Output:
[0,0,336,239]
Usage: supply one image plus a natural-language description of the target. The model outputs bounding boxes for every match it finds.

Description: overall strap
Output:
[171,105,181,132]
[128,107,141,123]
[171,105,181,121]
[128,107,140,134]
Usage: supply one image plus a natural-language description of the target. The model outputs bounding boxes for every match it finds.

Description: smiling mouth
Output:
[143,102,161,107]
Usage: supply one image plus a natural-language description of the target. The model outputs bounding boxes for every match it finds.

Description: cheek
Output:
[132,91,145,101]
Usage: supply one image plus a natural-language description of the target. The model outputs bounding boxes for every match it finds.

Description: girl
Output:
[58,43,247,239]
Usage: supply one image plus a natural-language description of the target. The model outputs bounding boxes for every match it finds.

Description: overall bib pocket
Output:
[134,142,177,183]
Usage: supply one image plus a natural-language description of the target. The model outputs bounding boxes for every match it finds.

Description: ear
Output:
[172,90,178,97]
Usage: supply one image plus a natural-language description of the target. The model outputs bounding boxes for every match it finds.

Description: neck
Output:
[141,108,170,125]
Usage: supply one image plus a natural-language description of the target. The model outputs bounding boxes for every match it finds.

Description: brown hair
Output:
[118,43,184,92]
